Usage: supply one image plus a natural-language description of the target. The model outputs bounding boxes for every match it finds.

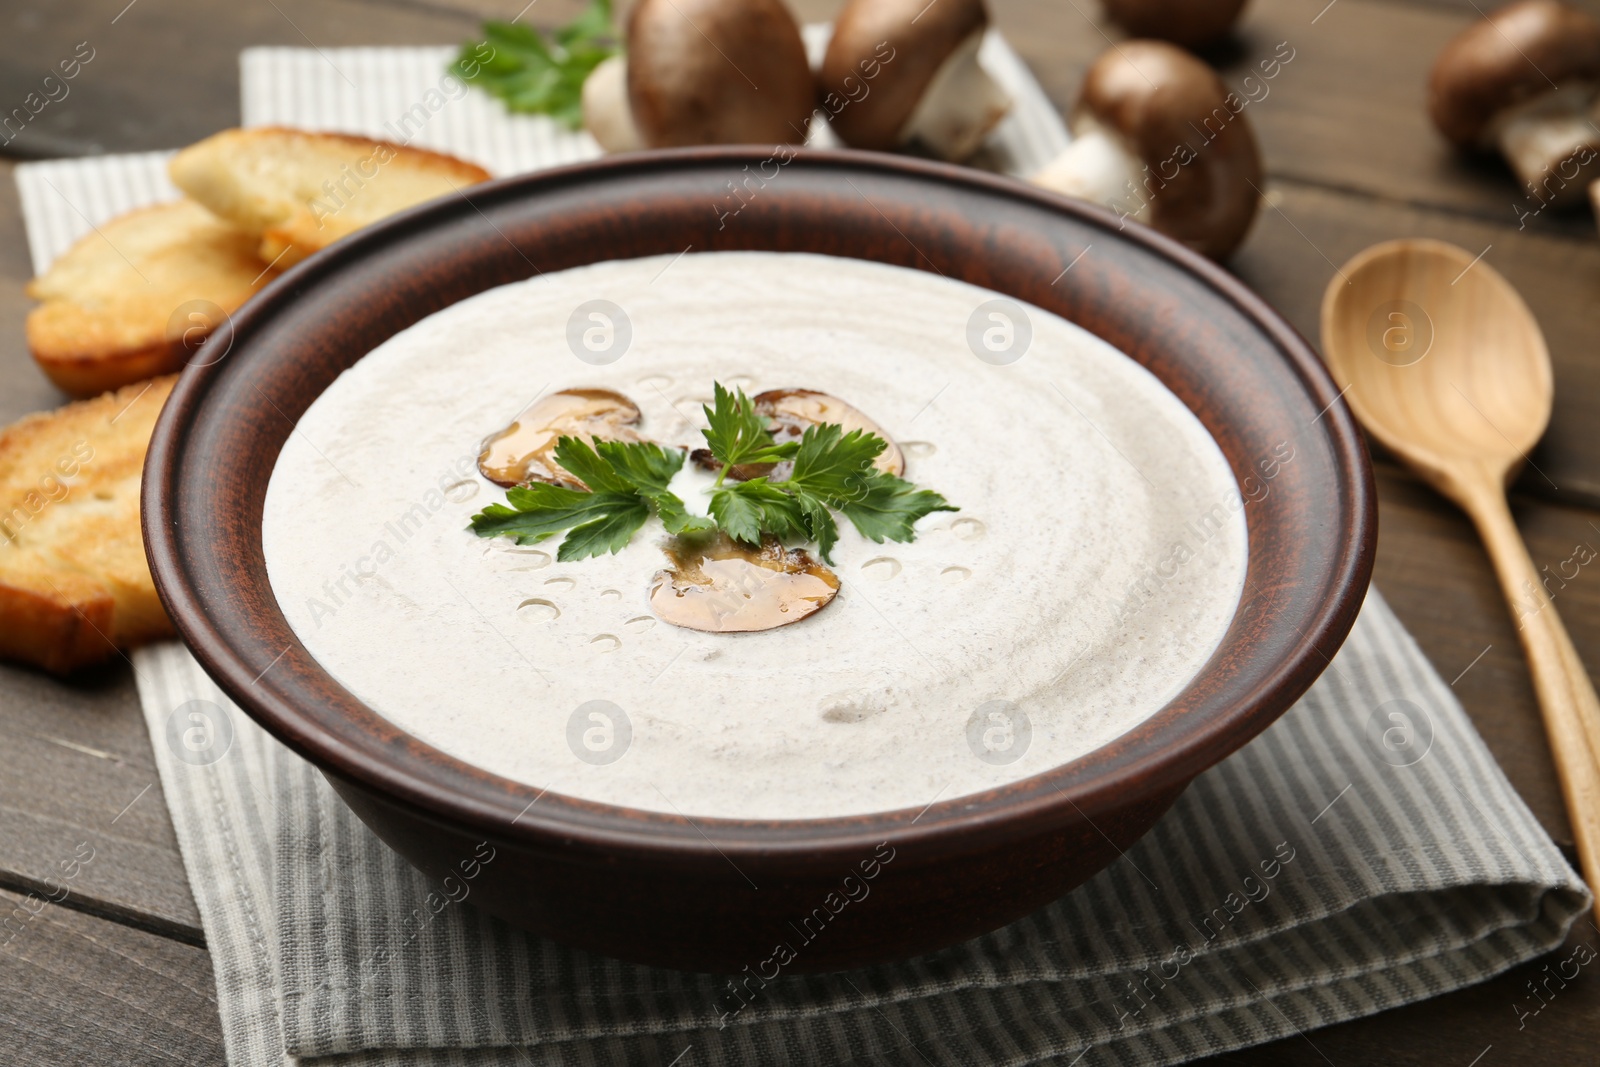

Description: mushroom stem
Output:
[1494,84,1600,207]
[582,54,643,153]
[897,30,1010,161]
[1030,122,1153,224]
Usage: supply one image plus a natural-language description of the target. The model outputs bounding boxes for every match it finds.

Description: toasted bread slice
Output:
[168,127,492,268]
[25,199,277,398]
[0,377,176,674]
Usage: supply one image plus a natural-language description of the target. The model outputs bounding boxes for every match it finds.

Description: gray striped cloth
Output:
[14,36,1588,1067]
[124,591,1590,1067]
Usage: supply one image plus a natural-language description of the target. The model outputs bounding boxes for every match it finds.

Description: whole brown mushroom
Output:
[1100,0,1249,50]
[819,0,1011,161]
[1428,0,1600,212]
[1030,40,1263,260]
[585,0,816,150]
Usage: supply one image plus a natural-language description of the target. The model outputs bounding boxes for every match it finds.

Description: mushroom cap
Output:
[1076,40,1263,259]
[477,388,643,488]
[691,388,905,481]
[754,389,905,476]
[649,534,839,632]
[1428,0,1600,148]
[1100,0,1248,50]
[819,0,990,150]
[626,0,817,147]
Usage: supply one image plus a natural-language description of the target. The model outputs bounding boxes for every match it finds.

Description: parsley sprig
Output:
[451,0,619,130]
[701,382,801,482]
[702,385,957,562]
[469,383,957,564]
[470,437,713,561]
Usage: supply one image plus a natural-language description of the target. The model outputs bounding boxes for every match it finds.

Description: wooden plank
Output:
[1220,0,1576,234]
[0,660,202,941]
[4,0,1598,244]
[6,0,1587,240]
[0,161,63,421]
[368,0,1600,245]
[5,865,1595,1067]
[1209,459,1600,1065]
[0,0,483,159]
[1233,175,1600,861]
[0,887,223,1066]
[1233,178,1600,509]
[395,0,1600,257]
[3,877,1596,1067]
[991,0,1600,240]
[7,456,1595,1059]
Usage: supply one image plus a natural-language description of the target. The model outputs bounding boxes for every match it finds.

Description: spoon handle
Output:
[1460,475,1600,896]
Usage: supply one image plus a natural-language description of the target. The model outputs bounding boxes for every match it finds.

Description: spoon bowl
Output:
[1321,238,1552,500]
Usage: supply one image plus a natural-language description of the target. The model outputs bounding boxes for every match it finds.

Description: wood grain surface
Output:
[3,0,1600,1060]
[0,887,223,1065]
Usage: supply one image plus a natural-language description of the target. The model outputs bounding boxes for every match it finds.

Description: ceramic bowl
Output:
[143,149,1375,972]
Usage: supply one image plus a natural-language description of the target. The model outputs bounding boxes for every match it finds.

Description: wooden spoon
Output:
[1321,238,1600,894]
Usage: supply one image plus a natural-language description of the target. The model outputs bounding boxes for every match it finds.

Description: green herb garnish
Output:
[451,0,619,129]
[703,385,957,562]
[469,383,957,564]
[470,437,713,561]
[701,382,801,481]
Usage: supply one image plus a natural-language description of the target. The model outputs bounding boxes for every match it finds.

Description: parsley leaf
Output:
[556,498,653,559]
[652,493,718,537]
[593,439,681,493]
[451,1,619,130]
[833,471,959,543]
[469,482,648,560]
[709,479,808,544]
[794,490,840,563]
[552,436,634,494]
[593,440,716,535]
[469,436,708,560]
[701,382,800,482]
[701,402,956,563]
[787,423,886,500]
[778,424,956,559]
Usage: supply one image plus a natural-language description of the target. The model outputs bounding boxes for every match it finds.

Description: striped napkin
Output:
[126,594,1589,1067]
[14,33,1589,1067]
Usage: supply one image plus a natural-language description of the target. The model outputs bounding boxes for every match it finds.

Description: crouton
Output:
[0,377,176,674]
[168,126,492,267]
[25,199,276,397]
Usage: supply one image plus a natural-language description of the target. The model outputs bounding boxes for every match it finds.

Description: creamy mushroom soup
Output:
[262,251,1250,820]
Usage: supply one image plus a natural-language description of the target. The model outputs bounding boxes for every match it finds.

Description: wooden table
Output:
[4,0,1600,1061]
